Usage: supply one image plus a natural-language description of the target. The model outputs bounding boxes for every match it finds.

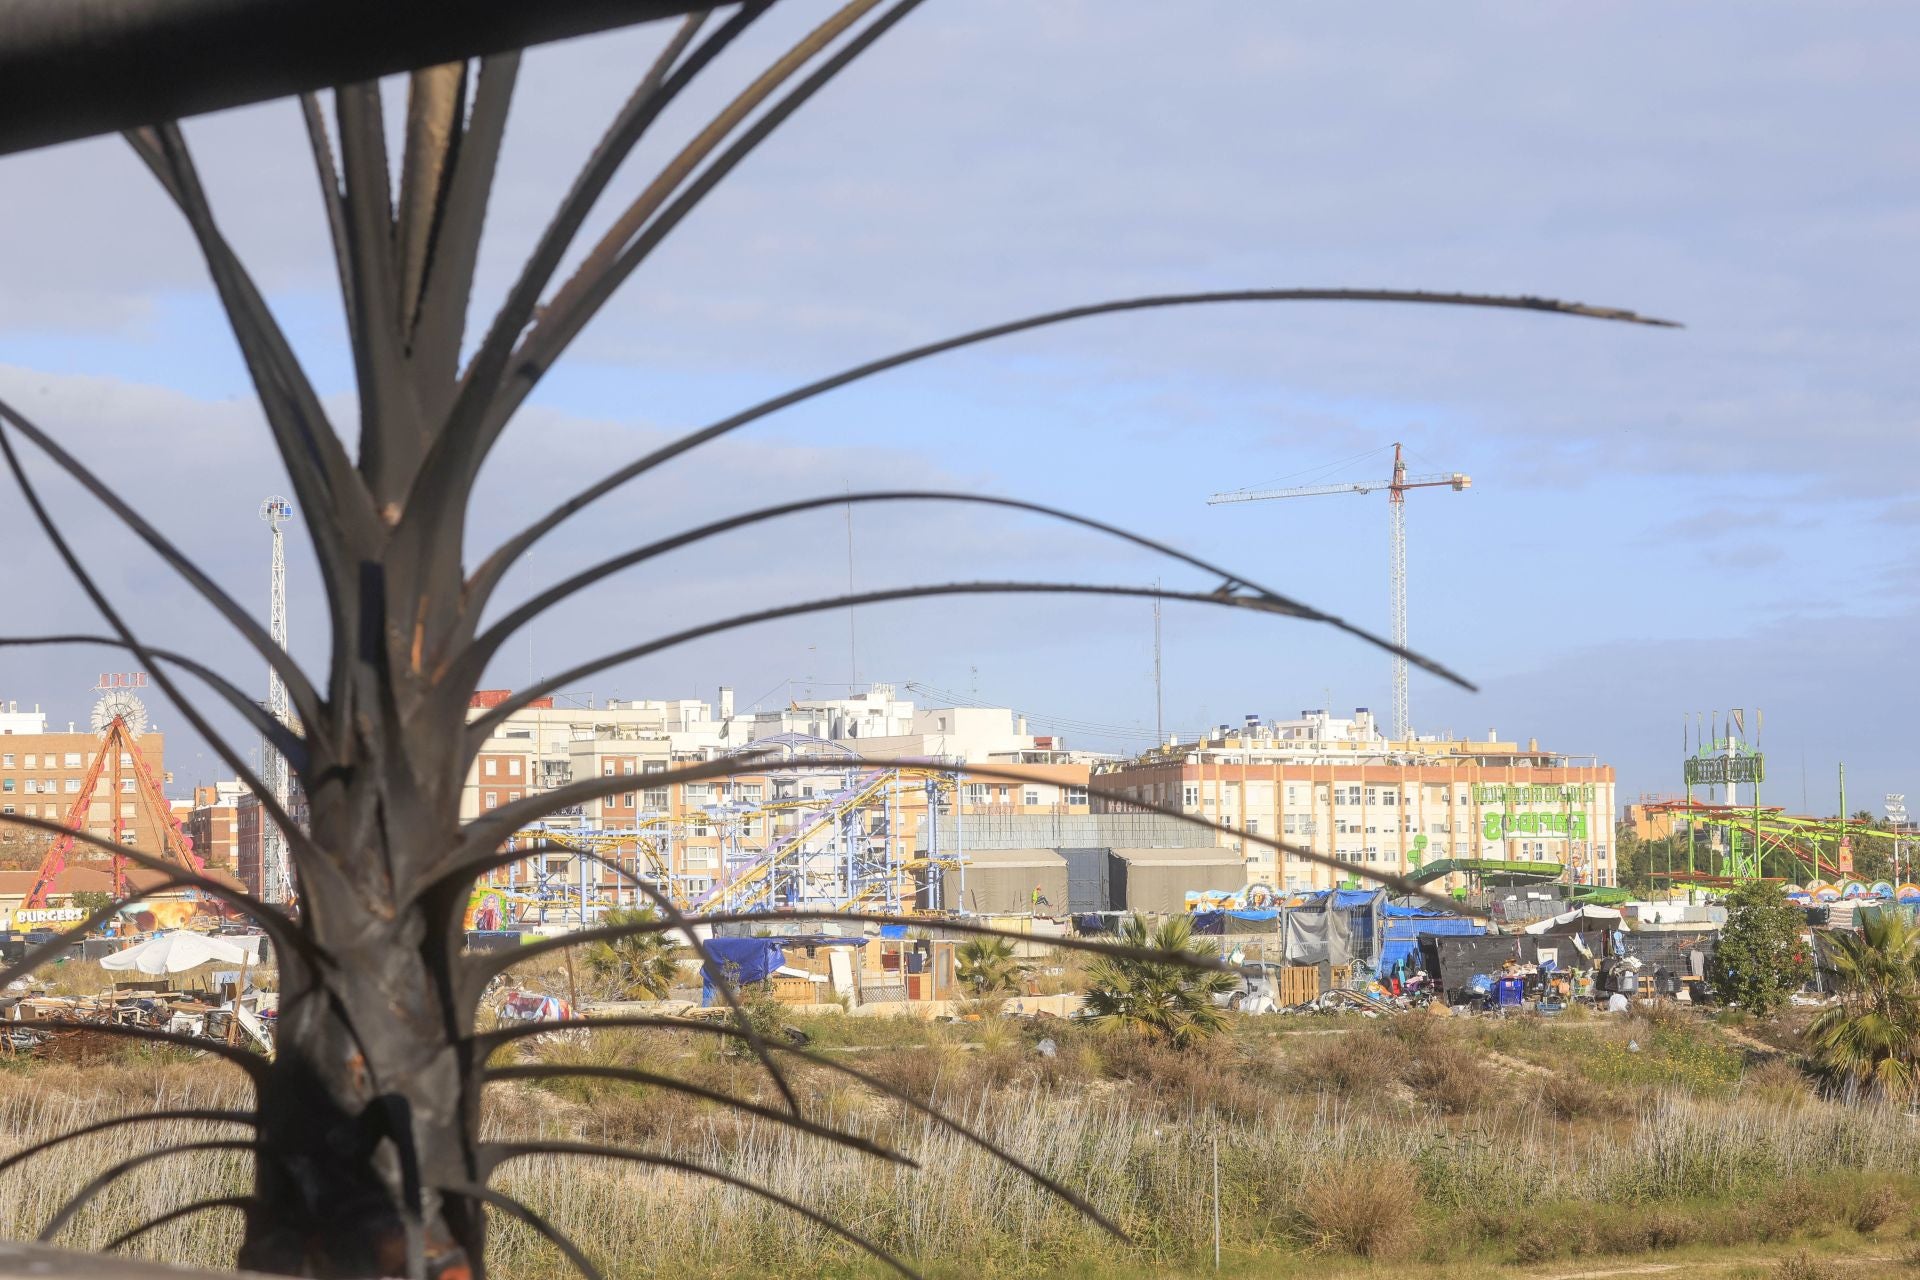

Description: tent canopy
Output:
[100,930,250,975]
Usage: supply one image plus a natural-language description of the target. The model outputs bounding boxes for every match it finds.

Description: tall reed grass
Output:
[3,1019,1916,1277]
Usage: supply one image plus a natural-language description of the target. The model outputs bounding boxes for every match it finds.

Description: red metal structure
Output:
[20,716,205,910]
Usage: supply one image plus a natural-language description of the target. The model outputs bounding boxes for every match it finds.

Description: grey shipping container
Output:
[1107,847,1244,915]
[920,848,1069,914]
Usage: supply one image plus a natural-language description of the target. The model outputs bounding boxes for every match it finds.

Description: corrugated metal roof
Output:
[1108,847,1239,866]
[957,848,1068,868]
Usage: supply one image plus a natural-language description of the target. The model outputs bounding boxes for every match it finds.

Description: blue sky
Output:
[0,2,1914,813]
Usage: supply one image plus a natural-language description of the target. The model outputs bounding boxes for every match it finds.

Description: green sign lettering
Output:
[1684,755,1765,787]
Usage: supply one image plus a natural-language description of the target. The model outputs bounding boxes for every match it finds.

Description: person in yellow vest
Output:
[1031,884,1051,911]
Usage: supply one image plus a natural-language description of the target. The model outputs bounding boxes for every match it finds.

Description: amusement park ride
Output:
[1640,716,1910,901]
[20,683,207,910]
[476,754,965,928]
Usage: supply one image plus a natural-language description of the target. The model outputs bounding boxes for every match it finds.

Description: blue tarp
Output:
[1379,910,1482,972]
[1190,908,1280,934]
[1297,889,1386,911]
[700,936,785,1005]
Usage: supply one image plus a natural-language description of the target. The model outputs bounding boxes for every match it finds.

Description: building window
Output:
[965,784,987,805]
[644,786,667,808]
[1067,785,1087,806]
[602,762,616,776]
[1,753,11,767]
[508,759,522,777]
[622,761,636,775]
[0,779,11,793]
[1246,818,1259,834]
[23,755,35,768]
[1023,788,1040,806]
[122,779,136,793]
[483,792,498,809]
[1182,784,1199,808]
[484,760,498,777]
[64,779,80,793]
[740,784,763,803]
[64,753,81,768]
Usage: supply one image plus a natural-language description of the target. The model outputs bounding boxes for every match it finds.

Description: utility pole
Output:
[260,496,294,905]
[1208,443,1468,741]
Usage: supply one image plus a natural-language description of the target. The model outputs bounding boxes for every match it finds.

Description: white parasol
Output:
[100,930,251,976]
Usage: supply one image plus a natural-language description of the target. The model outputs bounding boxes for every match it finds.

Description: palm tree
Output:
[957,937,1028,998]
[1082,914,1237,1049]
[1808,910,1920,1100]
[581,908,683,1000]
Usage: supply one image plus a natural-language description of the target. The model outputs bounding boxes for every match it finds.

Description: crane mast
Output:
[1208,443,1468,742]
[260,496,294,904]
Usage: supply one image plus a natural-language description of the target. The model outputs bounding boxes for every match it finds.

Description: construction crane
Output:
[259,495,295,905]
[1208,443,1469,742]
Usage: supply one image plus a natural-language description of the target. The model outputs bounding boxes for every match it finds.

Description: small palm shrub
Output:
[1082,915,1236,1049]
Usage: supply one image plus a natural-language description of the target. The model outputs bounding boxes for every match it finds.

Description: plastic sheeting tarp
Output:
[1284,891,1384,965]
[1190,908,1279,936]
[1422,931,1611,995]
[1301,889,1390,911]
[1287,889,1384,964]
[1186,891,1387,962]
[701,936,786,1005]
[1523,905,1624,935]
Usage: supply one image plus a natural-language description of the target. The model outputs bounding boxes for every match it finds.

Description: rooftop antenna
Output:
[260,495,295,904]
[1152,579,1163,744]
[1210,442,1469,741]
[845,499,857,694]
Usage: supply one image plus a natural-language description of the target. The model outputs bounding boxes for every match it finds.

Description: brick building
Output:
[184,781,245,871]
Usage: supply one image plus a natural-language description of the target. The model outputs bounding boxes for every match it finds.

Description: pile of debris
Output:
[0,985,273,1057]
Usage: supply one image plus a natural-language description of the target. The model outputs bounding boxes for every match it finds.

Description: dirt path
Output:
[1526,1248,1900,1279]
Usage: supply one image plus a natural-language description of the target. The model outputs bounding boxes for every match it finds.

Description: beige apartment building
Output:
[1092,709,1616,893]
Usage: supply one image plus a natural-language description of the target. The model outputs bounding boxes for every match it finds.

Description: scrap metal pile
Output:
[0,988,272,1058]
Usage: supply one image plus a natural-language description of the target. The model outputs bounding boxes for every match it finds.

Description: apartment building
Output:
[0,705,170,859]
[1092,708,1616,892]
[234,780,309,898]
[184,781,245,870]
